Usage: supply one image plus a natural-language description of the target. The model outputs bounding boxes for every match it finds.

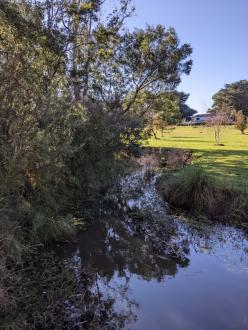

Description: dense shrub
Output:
[0,1,192,325]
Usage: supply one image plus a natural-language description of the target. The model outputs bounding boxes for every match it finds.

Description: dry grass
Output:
[157,166,248,222]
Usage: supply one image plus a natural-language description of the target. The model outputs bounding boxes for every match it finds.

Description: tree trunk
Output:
[152,129,158,139]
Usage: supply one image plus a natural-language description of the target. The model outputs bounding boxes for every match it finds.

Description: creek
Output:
[64,167,248,330]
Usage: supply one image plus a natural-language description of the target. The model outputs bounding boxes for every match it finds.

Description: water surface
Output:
[65,169,248,329]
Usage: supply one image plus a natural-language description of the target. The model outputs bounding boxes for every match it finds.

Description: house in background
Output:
[181,113,210,125]
[192,113,211,124]
[181,113,235,125]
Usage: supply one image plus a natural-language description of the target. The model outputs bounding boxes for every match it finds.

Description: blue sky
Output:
[126,0,248,113]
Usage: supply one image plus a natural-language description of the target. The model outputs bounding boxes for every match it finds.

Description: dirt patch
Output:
[166,150,192,169]
[137,149,160,169]
[139,148,192,170]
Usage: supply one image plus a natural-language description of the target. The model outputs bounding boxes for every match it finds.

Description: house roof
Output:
[193,114,210,117]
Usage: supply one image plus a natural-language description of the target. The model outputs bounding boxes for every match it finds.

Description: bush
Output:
[157,166,248,222]
[235,110,247,134]
[0,217,24,314]
[32,212,76,242]
[0,209,76,327]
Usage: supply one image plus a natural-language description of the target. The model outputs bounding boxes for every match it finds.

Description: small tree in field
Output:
[206,113,228,145]
[150,113,160,139]
[235,110,247,134]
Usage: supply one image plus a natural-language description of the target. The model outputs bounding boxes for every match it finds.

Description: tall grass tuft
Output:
[32,212,76,242]
[157,166,248,222]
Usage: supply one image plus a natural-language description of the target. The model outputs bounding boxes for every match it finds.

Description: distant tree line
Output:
[209,80,248,134]
[209,80,248,117]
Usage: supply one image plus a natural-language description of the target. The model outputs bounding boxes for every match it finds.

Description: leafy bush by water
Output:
[32,213,76,242]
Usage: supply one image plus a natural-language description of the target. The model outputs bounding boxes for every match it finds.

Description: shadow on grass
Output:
[194,149,248,171]
[172,136,207,139]
[155,146,248,183]
[169,139,209,143]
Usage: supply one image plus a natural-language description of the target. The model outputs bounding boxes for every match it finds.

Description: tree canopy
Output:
[210,80,248,116]
[0,1,194,326]
[178,92,197,119]
[0,0,192,216]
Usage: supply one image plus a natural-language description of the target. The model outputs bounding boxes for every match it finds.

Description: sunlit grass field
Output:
[148,125,248,186]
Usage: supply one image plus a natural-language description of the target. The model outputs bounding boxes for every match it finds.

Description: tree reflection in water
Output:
[64,215,190,329]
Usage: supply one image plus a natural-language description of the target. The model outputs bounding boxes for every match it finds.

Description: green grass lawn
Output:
[148,125,248,186]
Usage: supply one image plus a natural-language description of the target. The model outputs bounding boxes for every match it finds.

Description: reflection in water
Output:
[63,168,248,329]
[64,216,248,330]
[77,217,188,281]
[64,215,189,329]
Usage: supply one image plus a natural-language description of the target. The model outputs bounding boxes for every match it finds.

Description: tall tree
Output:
[210,80,248,116]
[178,92,197,119]
[0,0,193,206]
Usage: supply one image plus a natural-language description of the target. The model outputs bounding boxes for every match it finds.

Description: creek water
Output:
[65,168,248,330]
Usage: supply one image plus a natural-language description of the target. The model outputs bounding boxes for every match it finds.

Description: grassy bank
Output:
[148,125,248,224]
[157,166,248,225]
[148,125,248,187]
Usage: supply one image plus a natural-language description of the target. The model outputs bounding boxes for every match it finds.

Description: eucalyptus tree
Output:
[0,3,194,327]
[178,92,197,119]
[0,0,193,207]
[211,80,248,116]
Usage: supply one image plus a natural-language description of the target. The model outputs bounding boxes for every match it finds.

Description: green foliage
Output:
[90,24,192,112]
[211,80,248,116]
[0,0,192,214]
[65,102,123,196]
[0,0,193,326]
[152,92,181,126]
[178,92,197,119]
[235,110,247,134]
[32,213,75,242]
[127,90,194,138]
[0,0,192,313]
